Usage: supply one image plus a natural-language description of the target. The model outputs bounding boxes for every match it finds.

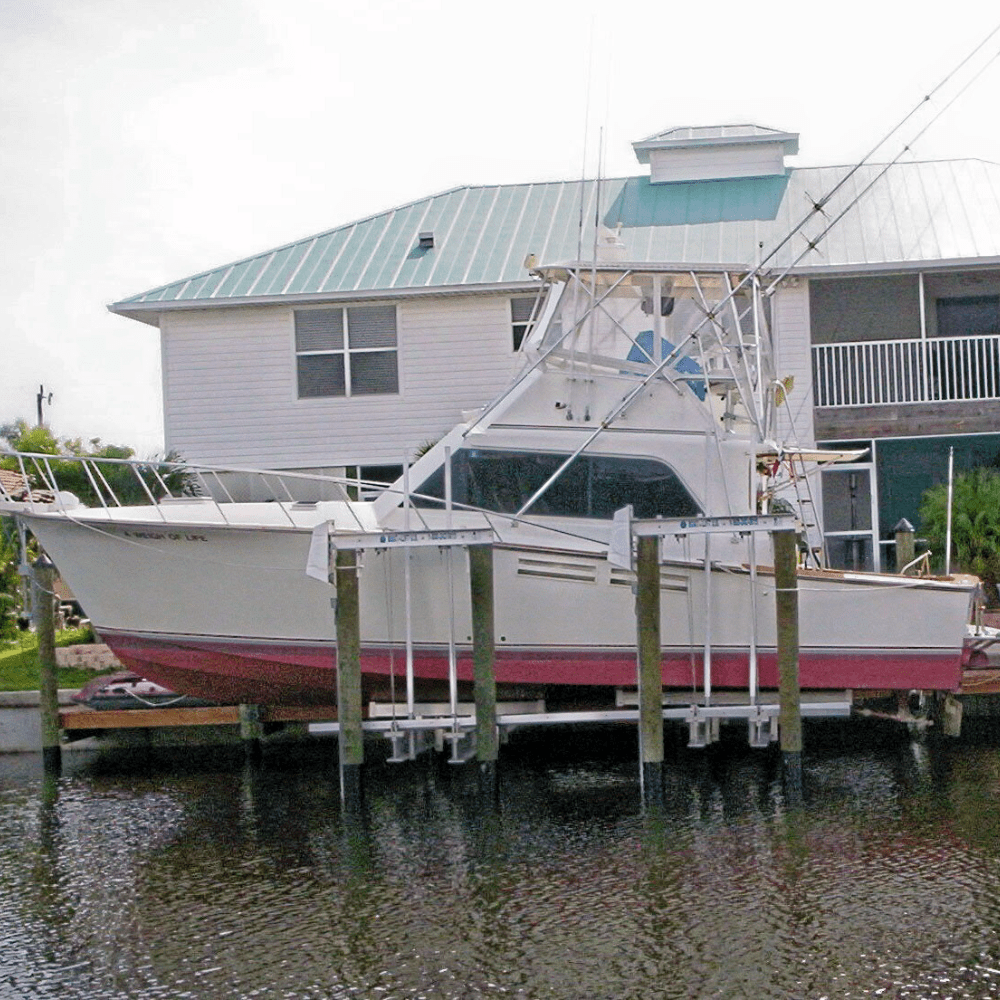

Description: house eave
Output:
[110,256,1000,325]
[785,256,1000,279]
[108,279,545,324]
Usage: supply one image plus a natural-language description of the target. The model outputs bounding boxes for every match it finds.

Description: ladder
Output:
[787,452,825,569]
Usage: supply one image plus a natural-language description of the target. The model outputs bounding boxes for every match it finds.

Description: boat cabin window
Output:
[413,449,700,519]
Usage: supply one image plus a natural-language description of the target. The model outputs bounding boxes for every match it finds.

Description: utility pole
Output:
[36,385,53,427]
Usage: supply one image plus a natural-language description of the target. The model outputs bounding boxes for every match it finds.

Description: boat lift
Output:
[306,509,851,759]
[307,694,851,755]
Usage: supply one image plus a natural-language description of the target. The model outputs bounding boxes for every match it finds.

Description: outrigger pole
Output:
[512,24,1000,521]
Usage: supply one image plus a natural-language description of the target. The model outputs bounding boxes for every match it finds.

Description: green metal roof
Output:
[111,159,1000,319]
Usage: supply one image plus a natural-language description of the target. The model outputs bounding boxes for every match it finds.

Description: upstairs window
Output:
[295,305,398,398]
[511,297,536,351]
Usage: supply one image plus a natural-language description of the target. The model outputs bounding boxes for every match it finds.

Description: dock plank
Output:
[59,705,341,730]
[60,706,241,729]
[961,669,1000,695]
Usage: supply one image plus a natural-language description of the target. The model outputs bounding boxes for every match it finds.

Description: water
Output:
[1,721,1000,999]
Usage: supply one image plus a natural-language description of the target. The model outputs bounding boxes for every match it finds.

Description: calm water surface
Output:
[1,722,1000,999]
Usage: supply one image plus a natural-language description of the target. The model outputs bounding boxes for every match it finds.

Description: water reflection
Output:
[0,725,998,997]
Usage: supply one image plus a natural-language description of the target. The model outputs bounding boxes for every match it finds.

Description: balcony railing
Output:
[812,334,1000,407]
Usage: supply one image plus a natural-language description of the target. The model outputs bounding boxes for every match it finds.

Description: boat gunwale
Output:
[10,504,979,592]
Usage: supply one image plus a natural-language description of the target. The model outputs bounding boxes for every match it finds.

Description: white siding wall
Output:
[649,143,785,183]
[161,294,523,468]
[772,279,823,536]
[772,280,816,449]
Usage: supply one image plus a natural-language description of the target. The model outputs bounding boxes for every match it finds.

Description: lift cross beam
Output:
[332,527,494,550]
[632,513,798,537]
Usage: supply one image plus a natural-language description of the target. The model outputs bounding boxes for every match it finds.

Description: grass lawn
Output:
[0,629,109,692]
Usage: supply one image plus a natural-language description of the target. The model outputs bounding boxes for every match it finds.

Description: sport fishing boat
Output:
[0,260,980,708]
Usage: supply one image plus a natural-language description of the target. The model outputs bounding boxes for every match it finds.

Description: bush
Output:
[1,418,190,507]
[920,468,1000,604]
[0,518,22,640]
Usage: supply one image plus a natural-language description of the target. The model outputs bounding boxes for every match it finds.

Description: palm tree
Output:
[920,468,1000,605]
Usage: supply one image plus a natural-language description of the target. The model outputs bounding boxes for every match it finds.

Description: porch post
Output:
[894,518,915,573]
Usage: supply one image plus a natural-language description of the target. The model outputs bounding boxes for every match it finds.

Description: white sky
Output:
[3,0,999,456]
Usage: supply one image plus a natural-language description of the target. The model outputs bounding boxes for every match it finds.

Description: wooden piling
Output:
[773,530,802,805]
[469,543,498,799]
[33,553,61,775]
[894,518,915,573]
[335,547,364,811]
[636,535,664,806]
[238,704,264,762]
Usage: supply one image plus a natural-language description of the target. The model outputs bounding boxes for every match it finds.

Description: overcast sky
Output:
[3,0,999,455]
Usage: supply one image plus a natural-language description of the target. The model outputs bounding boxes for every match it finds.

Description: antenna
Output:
[575,13,596,266]
[759,20,1000,292]
[764,27,1000,294]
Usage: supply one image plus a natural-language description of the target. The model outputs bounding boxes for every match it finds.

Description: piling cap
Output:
[894,518,915,534]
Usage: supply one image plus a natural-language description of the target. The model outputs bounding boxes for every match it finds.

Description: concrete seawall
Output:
[0,691,309,754]
[0,691,100,753]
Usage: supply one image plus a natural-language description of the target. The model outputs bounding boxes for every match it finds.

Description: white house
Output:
[110,124,1000,570]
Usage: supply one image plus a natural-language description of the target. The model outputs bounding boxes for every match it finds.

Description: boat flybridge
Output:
[377,259,811,558]
[0,261,980,748]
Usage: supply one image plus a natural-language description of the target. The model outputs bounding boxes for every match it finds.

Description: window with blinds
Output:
[295,305,398,398]
[511,297,535,351]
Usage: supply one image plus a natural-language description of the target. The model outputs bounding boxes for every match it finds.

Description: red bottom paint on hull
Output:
[101,632,965,706]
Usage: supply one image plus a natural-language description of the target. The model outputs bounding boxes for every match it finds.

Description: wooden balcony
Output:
[812,335,1000,439]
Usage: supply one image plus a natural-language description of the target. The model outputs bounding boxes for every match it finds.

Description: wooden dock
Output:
[960,669,1000,696]
[59,704,338,732]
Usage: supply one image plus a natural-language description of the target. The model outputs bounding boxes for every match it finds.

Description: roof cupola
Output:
[632,124,799,184]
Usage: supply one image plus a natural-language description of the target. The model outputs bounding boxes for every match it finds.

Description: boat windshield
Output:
[413,449,700,519]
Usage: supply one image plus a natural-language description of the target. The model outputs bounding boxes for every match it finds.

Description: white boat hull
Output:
[19,507,977,705]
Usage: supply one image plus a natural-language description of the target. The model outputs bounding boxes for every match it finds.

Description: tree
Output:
[1,419,190,507]
[0,517,22,640]
[920,468,1000,605]
[1,420,194,631]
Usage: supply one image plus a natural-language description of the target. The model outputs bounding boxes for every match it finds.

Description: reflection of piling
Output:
[636,535,664,806]
[774,530,802,805]
[238,704,263,762]
[335,548,364,811]
[34,553,61,775]
[469,544,498,800]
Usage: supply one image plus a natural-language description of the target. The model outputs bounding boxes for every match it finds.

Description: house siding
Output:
[772,279,816,449]
[161,294,524,468]
[649,143,785,183]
